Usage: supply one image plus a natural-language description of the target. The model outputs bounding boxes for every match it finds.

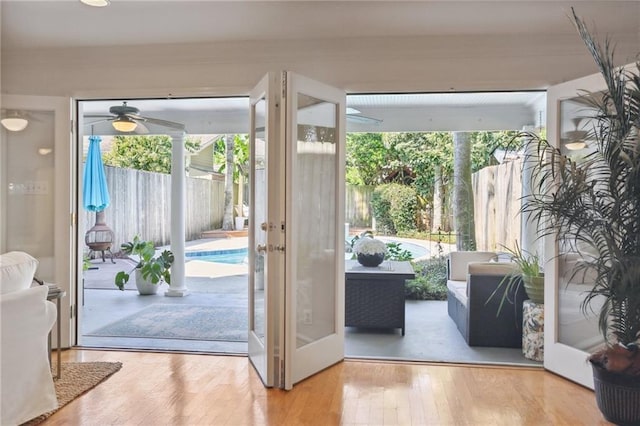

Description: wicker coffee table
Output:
[345,260,415,335]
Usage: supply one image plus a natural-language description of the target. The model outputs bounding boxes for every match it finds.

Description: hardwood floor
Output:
[46,349,607,425]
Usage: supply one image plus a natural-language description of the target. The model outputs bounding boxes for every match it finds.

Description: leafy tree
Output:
[345,133,388,185]
[213,134,249,181]
[103,135,201,174]
[213,134,249,230]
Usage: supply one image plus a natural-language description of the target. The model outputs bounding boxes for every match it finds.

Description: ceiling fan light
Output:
[112,116,137,132]
[565,141,587,150]
[1,116,29,132]
[80,0,110,7]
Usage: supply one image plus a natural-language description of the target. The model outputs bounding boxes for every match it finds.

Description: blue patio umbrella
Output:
[83,135,110,212]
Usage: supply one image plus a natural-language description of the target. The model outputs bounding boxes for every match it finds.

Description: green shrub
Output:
[370,188,395,234]
[385,242,413,261]
[405,256,448,300]
[371,183,418,234]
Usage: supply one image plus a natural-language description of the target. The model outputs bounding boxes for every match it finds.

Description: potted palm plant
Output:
[488,241,544,315]
[523,9,640,424]
[114,235,174,295]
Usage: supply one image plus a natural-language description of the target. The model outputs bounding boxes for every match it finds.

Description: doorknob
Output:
[256,244,267,253]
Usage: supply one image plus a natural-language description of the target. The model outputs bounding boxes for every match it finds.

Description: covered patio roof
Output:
[79,91,545,137]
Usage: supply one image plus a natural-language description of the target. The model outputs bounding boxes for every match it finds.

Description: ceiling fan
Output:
[561,117,590,150]
[346,107,383,125]
[85,102,185,133]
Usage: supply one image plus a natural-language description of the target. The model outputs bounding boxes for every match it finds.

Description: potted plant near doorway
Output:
[487,241,544,314]
[523,9,640,425]
[114,235,174,295]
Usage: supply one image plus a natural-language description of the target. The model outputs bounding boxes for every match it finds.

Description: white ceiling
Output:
[2,1,638,50]
[3,1,632,134]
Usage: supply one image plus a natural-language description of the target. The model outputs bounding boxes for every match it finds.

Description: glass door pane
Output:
[0,94,73,346]
[248,73,282,387]
[544,70,609,389]
[284,72,345,389]
[294,93,338,348]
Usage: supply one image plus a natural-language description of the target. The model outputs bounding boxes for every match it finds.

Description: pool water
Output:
[186,248,248,264]
[347,237,429,260]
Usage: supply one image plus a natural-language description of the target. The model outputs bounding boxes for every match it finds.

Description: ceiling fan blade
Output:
[133,115,185,131]
[347,114,383,124]
[133,121,149,134]
[84,114,115,119]
[84,118,113,126]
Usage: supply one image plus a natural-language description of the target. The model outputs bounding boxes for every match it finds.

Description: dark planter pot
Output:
[357,253,385,267]
[591,361,640,426]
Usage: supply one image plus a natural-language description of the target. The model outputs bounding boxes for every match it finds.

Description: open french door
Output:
[0,94,75,347]
[544,70,610,389]
[248,72,346,389]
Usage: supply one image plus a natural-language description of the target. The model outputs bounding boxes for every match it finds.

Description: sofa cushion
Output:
[449,251,496,281]
[447,279,468,307]
[0,252,39,294]
[466,262,519,297]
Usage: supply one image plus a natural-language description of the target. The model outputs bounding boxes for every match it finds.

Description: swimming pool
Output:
[185,247,248,264]
[347,236,429,260]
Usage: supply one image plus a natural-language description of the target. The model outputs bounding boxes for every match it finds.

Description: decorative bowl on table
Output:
[353,237,387,267]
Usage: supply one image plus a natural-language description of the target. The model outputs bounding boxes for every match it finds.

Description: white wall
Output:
[2,33,639,99]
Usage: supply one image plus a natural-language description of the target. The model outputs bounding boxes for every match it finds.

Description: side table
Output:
[345,260,415,335]
[46,287,66,379]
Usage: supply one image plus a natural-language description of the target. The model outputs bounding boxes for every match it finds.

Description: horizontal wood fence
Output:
[472,158,522,252]
[83,166,224,251]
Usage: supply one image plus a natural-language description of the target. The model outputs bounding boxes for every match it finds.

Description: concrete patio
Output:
[80,236,541,367]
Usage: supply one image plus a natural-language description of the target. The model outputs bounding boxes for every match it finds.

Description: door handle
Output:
[256,244,267,253]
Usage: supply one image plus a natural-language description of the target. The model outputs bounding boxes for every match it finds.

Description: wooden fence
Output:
[83,166,224,250]
[472,158,523,252]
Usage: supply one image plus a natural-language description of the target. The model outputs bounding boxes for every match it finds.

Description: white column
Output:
[166,130,189,297]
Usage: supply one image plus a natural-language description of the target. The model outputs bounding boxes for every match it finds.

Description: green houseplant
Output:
[114,235,174,295]
[488,241,544,315]
[523,9,640,424]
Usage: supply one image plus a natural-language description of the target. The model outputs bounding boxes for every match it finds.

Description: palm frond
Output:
[522,10,640,348]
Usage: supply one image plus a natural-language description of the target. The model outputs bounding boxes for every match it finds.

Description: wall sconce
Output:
[112,116,137,132]
[1,112,29,132]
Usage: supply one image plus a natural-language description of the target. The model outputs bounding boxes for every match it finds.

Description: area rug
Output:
[86,304,248,342]
[22,361,122,425]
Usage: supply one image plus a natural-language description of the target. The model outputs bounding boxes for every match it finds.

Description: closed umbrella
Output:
[83,135,115,263]
[83,135,110,212]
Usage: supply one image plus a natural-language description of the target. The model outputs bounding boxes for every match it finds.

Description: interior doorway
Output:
[75,91,547,367]
[77,96,251,354]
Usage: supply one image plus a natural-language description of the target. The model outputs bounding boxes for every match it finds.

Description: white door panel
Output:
[1,94,74,347]
[248,72,345,390]
[544,70,609,389]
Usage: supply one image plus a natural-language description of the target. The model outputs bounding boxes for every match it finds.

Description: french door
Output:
[544,70,610,389]
[0,94,75,347]
[248,72,346,389]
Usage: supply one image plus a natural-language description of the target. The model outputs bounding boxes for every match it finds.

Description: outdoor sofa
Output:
[447,251,527,348]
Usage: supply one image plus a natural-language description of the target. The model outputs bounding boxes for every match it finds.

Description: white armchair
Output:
[0,251,58,425]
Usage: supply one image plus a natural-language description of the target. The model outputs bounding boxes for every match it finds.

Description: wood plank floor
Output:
[46,349,608,425]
